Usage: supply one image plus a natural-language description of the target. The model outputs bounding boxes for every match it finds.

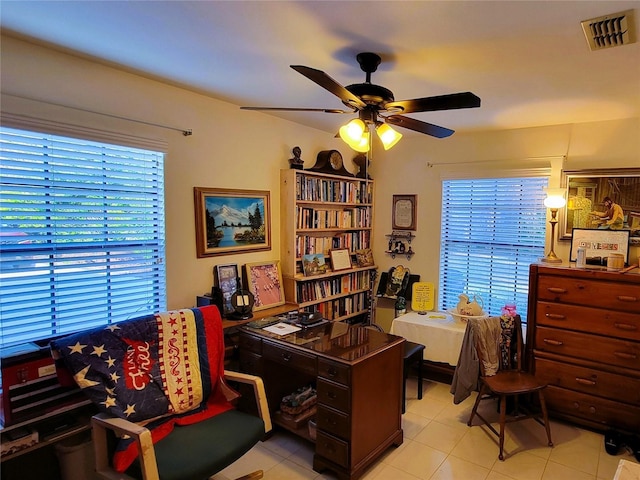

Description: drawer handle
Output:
[281,353,292,362]
[328,392,336,399]
[543,338,564,346]
[589,406,596,414]
[545,313,566,320]
[614,322,638,331]
[323,442,335,453]
[575,377,596,386]
[617,295,638,303]
[327,367,337,377]
[614,351,637,360]
[547,287,567,294]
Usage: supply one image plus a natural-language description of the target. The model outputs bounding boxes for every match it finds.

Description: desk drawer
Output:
[238,350,263,376]
[536,301,640,341]
[318,359,350,386]
[239,333,262,354]
[536,358,640,405]
[535,326,640,370]
[317,378,350,412]
[316,430,349,468]
[263,341,316,375]
[545,385,640,432]
[316,404,350,439]
[537,276,640,313]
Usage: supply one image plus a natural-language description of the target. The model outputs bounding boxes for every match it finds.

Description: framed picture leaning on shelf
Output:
[244,260,285,311]
[215,263,239,316]
[194,187,271,257]
[330,248,352,271]
[302,254,328,276]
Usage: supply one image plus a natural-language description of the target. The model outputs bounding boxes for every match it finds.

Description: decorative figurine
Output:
[289,146,304,170]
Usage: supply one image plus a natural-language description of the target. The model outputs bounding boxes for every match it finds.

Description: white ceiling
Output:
[2,1,640,138]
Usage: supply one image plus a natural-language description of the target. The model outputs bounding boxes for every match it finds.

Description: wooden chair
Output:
[466,315,552,461]
[51,306,271,480]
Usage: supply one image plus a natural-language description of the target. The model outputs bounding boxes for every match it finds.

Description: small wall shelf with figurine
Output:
[385,231,415,260]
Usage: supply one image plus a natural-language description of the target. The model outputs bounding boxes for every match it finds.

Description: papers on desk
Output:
[263,322,302,335]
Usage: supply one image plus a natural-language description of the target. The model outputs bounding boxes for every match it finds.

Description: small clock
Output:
[308,150,352,176]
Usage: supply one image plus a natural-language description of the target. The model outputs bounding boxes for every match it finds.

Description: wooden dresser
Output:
[238,323,404,480]
[527,264,640,434]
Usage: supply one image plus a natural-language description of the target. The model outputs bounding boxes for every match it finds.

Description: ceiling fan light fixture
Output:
[350,131,370,152]
[376,123,403,150]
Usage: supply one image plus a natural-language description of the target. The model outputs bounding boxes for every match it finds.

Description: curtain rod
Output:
[3,93,192,136]
[426,155,565,168]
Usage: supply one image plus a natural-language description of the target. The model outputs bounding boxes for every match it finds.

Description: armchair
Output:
[51,306,271,480]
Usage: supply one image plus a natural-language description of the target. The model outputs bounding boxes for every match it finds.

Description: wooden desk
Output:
[237,322,404,480]
[390,311,466,366]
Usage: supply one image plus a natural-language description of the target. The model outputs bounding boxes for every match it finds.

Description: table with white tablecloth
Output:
[390,311,467,366]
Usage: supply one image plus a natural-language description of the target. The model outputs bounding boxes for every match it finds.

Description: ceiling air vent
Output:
[581,9,636,51]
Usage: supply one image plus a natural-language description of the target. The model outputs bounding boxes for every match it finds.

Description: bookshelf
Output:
[280,169,376,323]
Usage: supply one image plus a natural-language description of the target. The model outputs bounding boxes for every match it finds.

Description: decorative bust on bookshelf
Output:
[289,146,304,170]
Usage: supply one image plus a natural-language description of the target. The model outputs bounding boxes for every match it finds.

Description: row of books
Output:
[295,232,371,258]
[312,292,369,320]
[295,175,372,204]
[296,206,371,230]
[296,271,372,302]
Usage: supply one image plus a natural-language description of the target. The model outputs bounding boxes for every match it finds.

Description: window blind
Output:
[0,126,166,349]
[438,176,548,323]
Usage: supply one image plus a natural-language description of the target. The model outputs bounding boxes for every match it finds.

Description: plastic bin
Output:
[54,432,97,480]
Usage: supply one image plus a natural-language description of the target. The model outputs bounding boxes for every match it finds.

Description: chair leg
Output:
[467,383,487,426]
[416,356,423,400]
[498,394,507,461]
[538,390,553,447]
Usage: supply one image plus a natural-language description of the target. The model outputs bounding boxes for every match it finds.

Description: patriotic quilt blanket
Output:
[51,305,232,472]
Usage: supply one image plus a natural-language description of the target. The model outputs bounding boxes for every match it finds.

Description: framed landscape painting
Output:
[194,187,271,257]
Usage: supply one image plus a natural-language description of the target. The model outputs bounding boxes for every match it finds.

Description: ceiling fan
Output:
[241,52,481,151]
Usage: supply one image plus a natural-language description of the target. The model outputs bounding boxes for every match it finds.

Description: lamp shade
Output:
[339,119,366,144]
[376,123,403,150]
[350,131,370,152]
[544,195,566,209]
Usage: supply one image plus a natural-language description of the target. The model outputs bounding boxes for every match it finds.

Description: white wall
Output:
[2,35,639,316]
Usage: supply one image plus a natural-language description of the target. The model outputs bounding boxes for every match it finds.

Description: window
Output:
[0,126,166,349]
[438,176,548,323]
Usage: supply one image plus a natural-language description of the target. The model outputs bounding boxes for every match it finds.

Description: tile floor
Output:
[213,378,639,480]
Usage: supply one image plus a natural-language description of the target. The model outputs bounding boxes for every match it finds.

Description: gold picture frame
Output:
[559,168,640,245]
[244,260,285,311]
[392,194,417,231]
[194,187,271,257]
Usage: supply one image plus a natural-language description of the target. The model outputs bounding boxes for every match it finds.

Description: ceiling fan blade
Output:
[385,92,481,114]
[240,107,353,113]
[386,115,454,138]
[291,65,367,110]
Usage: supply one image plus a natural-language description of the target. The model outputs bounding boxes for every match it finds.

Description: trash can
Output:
[54,431,97,480]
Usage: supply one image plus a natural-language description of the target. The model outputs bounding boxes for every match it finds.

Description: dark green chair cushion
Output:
[125,410,265,480]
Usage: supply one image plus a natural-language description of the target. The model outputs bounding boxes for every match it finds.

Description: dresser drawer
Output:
[239,333,262,354]
[317,378,350,412]
[262,341,316,375]
[536,301,640,341]
[316,430,349,468]
[238,350,263,376]
[535,326,640,370]
[537,275,640,313]
[536,357,640,405]
[318,358,350,386]
[316,404,350,439]
[545,385,640,432]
